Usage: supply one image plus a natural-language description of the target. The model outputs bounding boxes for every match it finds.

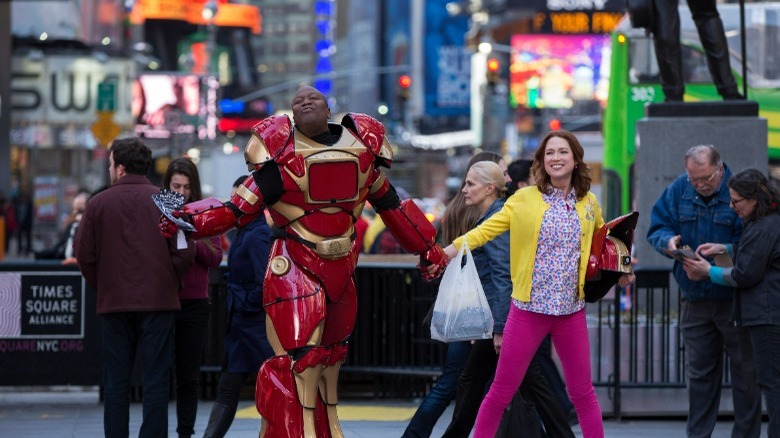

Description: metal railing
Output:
[3,259,738,418]
[203,259,693,412]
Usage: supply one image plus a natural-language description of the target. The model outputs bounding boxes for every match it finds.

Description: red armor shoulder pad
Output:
[250,115,294,162]
[341,114,393,164]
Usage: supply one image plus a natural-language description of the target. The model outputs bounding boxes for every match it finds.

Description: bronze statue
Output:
[651,0,741,101]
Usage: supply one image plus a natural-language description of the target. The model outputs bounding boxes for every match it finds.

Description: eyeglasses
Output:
[687,168,720,184]
[730,196,747,207]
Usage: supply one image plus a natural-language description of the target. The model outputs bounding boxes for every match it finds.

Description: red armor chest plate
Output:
[308,161,358,202]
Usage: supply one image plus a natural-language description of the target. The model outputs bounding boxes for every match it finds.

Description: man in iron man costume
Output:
[160,85,447,437]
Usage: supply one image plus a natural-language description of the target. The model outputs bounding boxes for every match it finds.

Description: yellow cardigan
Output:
[453,186,604,302]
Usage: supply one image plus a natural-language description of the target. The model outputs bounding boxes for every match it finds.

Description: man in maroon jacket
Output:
[75,137,195,437]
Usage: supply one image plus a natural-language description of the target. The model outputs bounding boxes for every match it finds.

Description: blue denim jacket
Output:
[471,198,512,333]
[646,164,742,301]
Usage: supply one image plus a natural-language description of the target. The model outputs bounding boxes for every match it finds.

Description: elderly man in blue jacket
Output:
[647,144,761,438]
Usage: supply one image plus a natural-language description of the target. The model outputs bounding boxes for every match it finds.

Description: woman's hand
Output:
[493,333,503,355]
[683,256,711,281]
[618,272,635,287]
[696,242,727,258]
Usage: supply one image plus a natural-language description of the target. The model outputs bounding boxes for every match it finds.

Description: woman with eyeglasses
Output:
[684,168,780,437]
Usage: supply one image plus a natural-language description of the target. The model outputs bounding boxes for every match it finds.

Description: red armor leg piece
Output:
[318,344,348,438]
[320,280,357,346]
[256,354,332,438]
[256,355,303,437]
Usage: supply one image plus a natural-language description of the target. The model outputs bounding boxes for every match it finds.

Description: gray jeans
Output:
[680,298,762,438]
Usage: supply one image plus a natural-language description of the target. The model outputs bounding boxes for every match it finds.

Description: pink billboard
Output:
[510,34,610,109]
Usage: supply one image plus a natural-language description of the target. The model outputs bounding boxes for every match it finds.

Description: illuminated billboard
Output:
[509,34,610,109]
[132,74,218,141]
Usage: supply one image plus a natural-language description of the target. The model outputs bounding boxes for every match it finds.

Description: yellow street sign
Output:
[91,111,122,148]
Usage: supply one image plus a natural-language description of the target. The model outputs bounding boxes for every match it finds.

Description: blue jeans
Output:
[749,324,780,438]
[102,311,175,438]
[402,341,471,438]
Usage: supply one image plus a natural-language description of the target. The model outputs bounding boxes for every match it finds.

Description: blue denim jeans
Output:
[101,311,175,438]
[402,341,471,438]
[749,324,780,438]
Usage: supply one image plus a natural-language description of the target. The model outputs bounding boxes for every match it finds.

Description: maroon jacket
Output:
[179,236,223,300]
[75,174,195,314]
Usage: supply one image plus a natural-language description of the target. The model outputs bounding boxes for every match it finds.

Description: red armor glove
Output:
[419,245,447,281]
[158,210,191,238]
[159,216,178,238]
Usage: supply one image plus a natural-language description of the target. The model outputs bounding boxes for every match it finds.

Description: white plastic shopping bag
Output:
[430,243,494,342]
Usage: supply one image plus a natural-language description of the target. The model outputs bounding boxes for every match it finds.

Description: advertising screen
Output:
[510,34,610,109]
[132,74,202,140]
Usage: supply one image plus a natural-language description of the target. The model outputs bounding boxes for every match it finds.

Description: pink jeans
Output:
[473,306,604,438]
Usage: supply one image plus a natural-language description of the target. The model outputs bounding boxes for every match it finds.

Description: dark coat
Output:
[731,211,780,327]
[74,174,195,314]
[223,214,274,372]
[35,221,77,260]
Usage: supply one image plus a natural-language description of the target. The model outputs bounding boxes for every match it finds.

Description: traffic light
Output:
[398,74,412,101]
[486,58,500,85]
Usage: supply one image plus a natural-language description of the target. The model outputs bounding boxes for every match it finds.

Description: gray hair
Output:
[685,145,722,167]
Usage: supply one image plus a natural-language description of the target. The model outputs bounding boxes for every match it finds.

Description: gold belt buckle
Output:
[315,236,352,259]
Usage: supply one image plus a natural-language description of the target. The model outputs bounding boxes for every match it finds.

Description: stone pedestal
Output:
[634,102,767,268]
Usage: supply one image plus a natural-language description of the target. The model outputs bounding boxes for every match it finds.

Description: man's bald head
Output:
[292,86,330,137]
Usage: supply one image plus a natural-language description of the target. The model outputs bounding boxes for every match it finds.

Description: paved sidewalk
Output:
[0,387,764,437]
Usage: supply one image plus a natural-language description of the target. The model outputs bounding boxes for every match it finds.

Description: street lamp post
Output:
[202,0,218,77]
[472,40,512,153]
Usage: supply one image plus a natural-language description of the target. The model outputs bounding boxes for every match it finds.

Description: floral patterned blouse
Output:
[515,188,584,315]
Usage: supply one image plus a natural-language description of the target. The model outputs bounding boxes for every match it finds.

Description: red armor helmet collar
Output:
[584,211,639,302]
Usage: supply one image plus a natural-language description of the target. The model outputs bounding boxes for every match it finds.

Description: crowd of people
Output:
[5,82,773,438]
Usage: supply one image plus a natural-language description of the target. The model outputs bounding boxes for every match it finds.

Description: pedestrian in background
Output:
[646,145,761,438]
[506,158,534,196]
[74,137,195,437]
[12,186,33,256]
[402,151,506,438]
[683,168,780,438]
[0,189,17,258]
[163,157,224,438]
[439,130,634,437]
[34,189,90,263]
[203,176,274,438]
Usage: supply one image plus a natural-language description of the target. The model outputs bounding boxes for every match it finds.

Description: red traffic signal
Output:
[548,118,562,130]
[486,59,501,85]
[487,58,500,73]
[398,75,412,89]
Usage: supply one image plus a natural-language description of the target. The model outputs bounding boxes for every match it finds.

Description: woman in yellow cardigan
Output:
[438,130,634,438]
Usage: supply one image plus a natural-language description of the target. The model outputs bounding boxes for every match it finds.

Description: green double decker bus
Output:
[601,2,780,219]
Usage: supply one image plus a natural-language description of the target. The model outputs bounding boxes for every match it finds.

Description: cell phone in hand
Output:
[671,245,698,261]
